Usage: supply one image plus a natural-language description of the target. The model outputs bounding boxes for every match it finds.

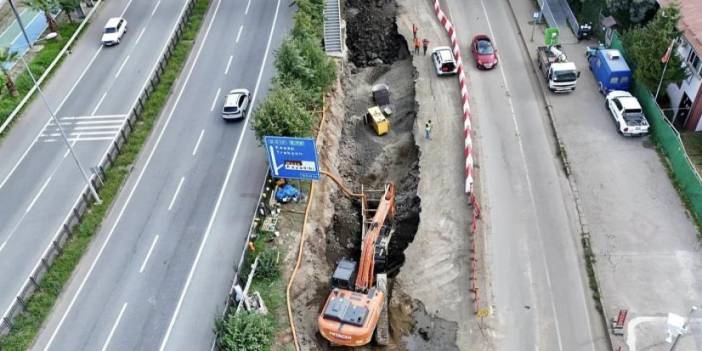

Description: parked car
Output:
[605,90,649,136]
[222,89,250,120]
[471,34,498,69]
[431,46,457,76]
[101,17,127,46]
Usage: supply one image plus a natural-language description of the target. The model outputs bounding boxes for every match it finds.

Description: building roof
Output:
[659,0,702,55]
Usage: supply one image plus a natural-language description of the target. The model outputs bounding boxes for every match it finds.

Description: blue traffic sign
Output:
[264,136,320,180]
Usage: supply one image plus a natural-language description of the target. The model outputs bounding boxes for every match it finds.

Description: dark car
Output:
[471,34,498,70]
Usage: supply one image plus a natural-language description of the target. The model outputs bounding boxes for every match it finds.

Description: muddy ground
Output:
[284,0,460,350]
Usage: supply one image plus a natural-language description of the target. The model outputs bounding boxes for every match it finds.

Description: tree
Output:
[216,312,274,351]
[59,0,81,23]
[24,0,60,33]
[622,3,688,94]
[251,83,315,143]
[0,47,20,96]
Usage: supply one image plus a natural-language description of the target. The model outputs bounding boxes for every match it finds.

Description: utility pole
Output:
[8,0,102,204]
[7,0,32,49]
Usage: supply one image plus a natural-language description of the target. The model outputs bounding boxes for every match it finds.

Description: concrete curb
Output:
[502,0,614,349]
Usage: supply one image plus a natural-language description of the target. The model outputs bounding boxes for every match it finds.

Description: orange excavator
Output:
[318,183,395,347]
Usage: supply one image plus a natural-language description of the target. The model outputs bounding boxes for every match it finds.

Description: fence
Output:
[0,0,198,335]
[609,32,702,224]
[559,0,580,36]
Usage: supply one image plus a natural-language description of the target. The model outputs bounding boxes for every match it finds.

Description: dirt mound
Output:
[345,0,409,67]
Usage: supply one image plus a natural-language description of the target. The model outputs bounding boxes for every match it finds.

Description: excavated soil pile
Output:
[345,0,409,67]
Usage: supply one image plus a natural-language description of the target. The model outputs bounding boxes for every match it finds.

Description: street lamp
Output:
[7,0,101,204]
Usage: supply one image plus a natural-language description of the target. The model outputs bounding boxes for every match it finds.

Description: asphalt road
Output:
[31,0,292,349]
[441,0,606,349]
[0,0,192,325]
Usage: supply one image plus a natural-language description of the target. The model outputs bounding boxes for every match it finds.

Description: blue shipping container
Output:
[588,49,632,93]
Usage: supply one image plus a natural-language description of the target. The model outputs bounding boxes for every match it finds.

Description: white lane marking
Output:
[91,92,108,115]
[224,55,233,75]
[245,0,251,14]
[45,131,115,137]
[139,235,160,273]
[151,0,161,16]
[135,27,146,45]
[72,125,122,131]
[192,129,205,156]
[63,139,78,158]
[26,176,52,213]
[51,120,123,126]
[60,115,127,120]
[45,137,115,142]
[9,11,42,49]
[114,55,131,78]
[236,25,243,43]
[168,177,185,211]
[0,8,28,38]
[0,241,6,252]
[476,0,594,349]
[0,47,102,192]
[101,303,128,351]
[210,88,221,112]
[41,0,218,347]
[119,0,134,17]
[159,0,281,348]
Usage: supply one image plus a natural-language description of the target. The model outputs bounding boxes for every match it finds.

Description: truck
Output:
[587,48,632,94]
[536,45,580,93]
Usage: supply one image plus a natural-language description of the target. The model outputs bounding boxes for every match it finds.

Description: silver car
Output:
[221,89,250,120]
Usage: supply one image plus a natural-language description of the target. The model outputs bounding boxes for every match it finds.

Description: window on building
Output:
[687,50,702,76]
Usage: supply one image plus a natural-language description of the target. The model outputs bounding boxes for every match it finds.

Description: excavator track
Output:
[374,273,389,345]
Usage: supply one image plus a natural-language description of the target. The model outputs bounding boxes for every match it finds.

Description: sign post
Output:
[264,136,320,181]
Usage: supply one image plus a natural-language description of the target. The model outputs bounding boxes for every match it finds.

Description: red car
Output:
[471,34,498,70]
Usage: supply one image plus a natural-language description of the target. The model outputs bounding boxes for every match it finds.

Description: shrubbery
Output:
[216,312,275,351]
[251,0,336,141]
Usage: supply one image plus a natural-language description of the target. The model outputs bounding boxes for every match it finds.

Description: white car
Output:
[221,89,250,120]
[431,46,458,76]
[605,90,649,136]
[101,17,127,46]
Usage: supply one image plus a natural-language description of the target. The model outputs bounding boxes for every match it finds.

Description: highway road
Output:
[441,0,607,349]
[0,0,193,327]
[31,0,291,349]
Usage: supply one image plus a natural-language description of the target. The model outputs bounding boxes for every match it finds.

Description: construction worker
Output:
[413,37,420,55]
[425,120,433,140]
[422,38,429,55]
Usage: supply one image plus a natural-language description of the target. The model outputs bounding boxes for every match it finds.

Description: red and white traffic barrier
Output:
[432,0,482,315]
[432,0,473,194]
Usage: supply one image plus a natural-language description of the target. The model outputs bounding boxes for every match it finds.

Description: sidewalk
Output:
[507,0,702,350]
[0,5,47,70]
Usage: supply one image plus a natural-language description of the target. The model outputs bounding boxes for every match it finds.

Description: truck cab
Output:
[537,46,580,93]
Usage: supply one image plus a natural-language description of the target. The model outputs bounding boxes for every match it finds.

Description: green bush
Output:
[251,0,335,143]
[251,83,315,141]
[216,312,275,351]
[256,248,280,279]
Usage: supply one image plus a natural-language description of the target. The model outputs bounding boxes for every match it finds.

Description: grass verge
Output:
[0,1,211,349]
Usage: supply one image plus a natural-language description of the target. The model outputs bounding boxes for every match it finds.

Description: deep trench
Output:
[327,0,419,295]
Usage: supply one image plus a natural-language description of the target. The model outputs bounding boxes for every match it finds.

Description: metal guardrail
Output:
[559,0,580,36]
[0,0,198,335]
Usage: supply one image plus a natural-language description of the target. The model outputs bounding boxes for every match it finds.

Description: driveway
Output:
[507,0,702,349]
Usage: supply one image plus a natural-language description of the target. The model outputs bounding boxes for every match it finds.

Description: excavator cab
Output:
[331,258,357,290]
